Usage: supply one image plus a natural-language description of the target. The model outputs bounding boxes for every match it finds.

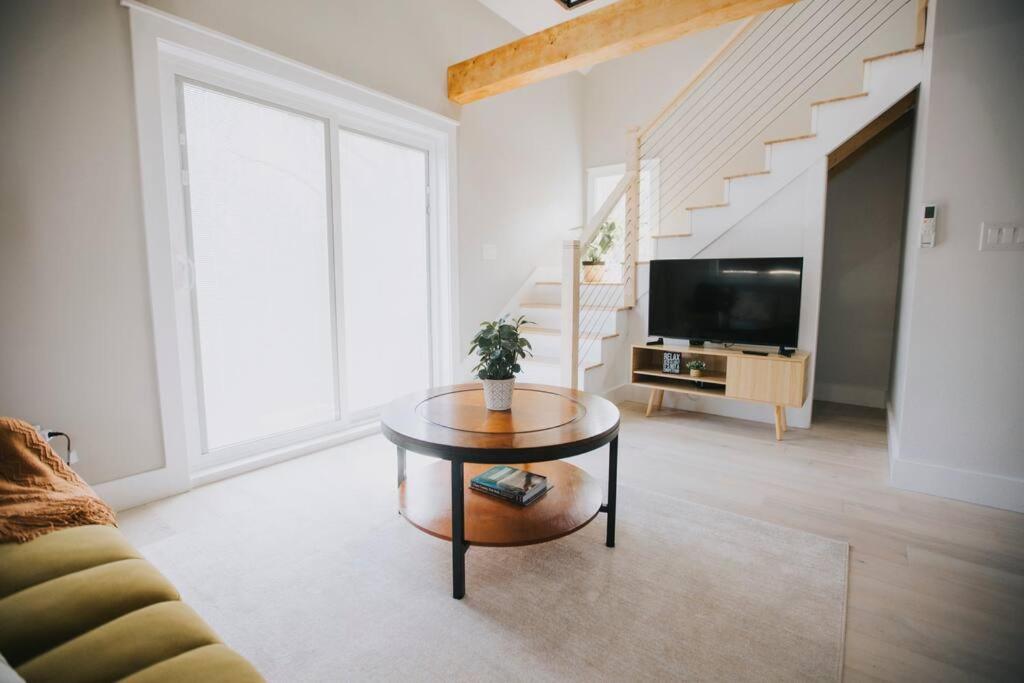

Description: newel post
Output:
[624,126,641,309]
[561,240,581,390]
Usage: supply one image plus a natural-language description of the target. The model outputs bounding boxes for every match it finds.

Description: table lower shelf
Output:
[399,460,603,547]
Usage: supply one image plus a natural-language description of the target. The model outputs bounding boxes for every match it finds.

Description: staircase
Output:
[497,0,926,395]
[512,276,625,390]
[654,47,923,260]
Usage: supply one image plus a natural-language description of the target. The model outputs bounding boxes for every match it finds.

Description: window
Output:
[586,162,660,262]
[128,3,456,486]
[338,130,431,416]
[180,83,339,452]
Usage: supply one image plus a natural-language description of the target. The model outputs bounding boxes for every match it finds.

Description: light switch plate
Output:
[482,244,498,260]
[978,222,1024,251]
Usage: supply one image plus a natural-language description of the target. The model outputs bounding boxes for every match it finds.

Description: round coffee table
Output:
[381,383,620,599]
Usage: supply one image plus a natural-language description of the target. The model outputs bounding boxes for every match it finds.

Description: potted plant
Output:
[582,220,619,283]
[469,315,534,411]
[686,359,706,378]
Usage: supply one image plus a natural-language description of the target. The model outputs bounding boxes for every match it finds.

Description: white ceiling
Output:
[477,0,621,36]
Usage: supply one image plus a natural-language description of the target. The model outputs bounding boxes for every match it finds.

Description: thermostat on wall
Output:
[920,203,937,248]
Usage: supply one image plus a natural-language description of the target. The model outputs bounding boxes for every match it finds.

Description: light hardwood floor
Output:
[607,400,1023,681]
[121,399,1023,680]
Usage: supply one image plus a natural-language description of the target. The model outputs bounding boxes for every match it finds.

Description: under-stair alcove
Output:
[814,105,916,411]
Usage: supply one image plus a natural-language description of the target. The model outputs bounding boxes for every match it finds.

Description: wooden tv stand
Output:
[631,344,809,440]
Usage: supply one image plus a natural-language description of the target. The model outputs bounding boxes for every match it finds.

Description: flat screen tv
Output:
[648,257,803,348]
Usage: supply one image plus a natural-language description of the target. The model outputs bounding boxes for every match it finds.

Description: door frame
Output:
[116,1,458,506]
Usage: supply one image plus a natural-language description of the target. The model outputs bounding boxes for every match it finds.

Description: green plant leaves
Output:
[468,315,534,380]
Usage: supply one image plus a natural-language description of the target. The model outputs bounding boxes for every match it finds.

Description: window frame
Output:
[125,0,458,493]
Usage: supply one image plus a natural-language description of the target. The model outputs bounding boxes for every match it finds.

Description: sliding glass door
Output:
[177,80,434,467]
[338,130,431,417]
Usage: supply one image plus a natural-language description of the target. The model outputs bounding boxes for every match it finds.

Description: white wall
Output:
[582,21,739,168]
[0,1,165,484]
[889,0,1024,512]
[0,0,582,488]
[458,77,584,345]
[815,114,913,409]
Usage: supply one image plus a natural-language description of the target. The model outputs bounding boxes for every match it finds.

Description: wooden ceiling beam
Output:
[447,0,798,105]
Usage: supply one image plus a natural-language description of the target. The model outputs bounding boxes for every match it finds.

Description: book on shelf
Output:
[469,465,550,506]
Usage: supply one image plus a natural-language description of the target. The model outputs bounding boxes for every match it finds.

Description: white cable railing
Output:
[562,0,914,389]
[635,0,912,236]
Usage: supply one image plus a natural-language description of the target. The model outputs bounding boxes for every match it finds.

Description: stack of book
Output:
[470,465,550,506]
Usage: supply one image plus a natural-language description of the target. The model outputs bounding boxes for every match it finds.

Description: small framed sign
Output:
[662,352,682,374]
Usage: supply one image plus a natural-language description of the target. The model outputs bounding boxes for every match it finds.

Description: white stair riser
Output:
[517,361,600,390]
[527,333,610,363]
[520,307,623,335]
[765,137,819,176]
[724,174,772,202]
[516,361,563,387]
[528,282,624,306]
[863,50,923,93]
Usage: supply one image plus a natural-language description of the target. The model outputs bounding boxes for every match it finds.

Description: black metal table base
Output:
[397,436,618,600]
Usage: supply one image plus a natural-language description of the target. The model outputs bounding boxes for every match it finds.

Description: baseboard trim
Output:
[890,455,1024,514]
[600,383,633,404]
[96,422,381,512]
[93,465,189,513]
[611,384,811,429]
[814,382,886,409]
[887,402,1024,513]
[191,422,380,488]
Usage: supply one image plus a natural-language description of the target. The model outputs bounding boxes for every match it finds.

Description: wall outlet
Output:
[482,244,498,260]
[979,222,1024,251]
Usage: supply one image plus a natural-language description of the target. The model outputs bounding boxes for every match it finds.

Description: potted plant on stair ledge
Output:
[470,315,533,411]
[582,219,620,283]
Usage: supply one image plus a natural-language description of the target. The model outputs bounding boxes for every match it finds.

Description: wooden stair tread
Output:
[764,133,816,146]
[724,169,769,180]
[650,232,693,239]
[524,355,603,370]
[864,47,921,63]
[521,325,618,341]
[686,202,728,212]
[520,302,626,312]
[811,91,868,107]
[535,280,623,286]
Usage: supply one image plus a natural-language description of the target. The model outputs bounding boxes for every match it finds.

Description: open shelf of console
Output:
[631,344,810,440]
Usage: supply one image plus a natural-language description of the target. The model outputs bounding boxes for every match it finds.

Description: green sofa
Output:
[0,525,263,682]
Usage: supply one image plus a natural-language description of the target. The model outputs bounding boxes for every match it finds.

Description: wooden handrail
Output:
[638,14,762,142]
[914,0,928,48]
[560,240,581,389]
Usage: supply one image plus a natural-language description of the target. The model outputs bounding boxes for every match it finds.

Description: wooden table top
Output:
[381,383,620,463]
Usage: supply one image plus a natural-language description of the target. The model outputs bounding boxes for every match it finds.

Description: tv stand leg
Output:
[645,389,658,416]
[774,405,785,441]
[656,390,665,411]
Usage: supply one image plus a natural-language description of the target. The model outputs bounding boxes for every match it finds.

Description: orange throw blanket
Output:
[0,417,116,543]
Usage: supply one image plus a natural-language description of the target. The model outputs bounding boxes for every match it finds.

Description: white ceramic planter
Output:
[482,378,515,411]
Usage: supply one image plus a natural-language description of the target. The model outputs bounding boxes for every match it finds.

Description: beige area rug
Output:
[120,436,849,682]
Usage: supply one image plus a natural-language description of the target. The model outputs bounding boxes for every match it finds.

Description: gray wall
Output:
[0,0,583,485]
[815,114,913,409]
[0,1,164,484]
[890,0,1024,511]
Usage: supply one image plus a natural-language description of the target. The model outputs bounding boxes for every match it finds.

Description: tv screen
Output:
[648,257,803,347]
